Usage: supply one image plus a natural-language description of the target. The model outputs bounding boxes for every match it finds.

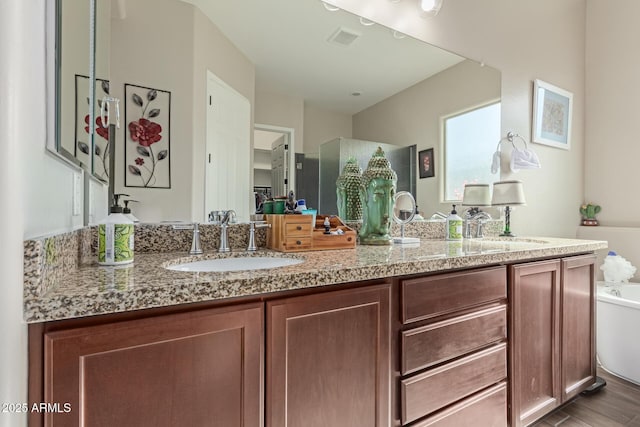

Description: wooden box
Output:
[312,215,357,250]
[265,214,356,252]
[265,214,313,252]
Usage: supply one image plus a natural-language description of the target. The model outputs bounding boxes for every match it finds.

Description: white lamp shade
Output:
[491,180,526,206]
[462,184,491,206]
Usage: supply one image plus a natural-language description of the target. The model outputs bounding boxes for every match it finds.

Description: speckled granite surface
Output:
[23,235,607,323]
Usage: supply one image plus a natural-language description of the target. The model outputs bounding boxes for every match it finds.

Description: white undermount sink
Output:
[166,256,304,272]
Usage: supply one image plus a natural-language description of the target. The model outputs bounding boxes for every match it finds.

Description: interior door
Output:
[205,70,251,221]
[270,135,288,198]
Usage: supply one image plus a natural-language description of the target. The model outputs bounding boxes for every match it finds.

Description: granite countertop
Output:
[24,236,607,323]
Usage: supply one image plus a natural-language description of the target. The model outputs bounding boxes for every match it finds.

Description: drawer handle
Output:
[347,237,352,242]
[296,226,302,230]
[296,240,302,245]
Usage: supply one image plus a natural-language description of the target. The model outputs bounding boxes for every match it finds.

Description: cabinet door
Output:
[44,303,263,427]
[266,284,391,427]
[509,260,561,427]
[561,255,596,401]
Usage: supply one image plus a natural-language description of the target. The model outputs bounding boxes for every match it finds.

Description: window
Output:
[443,102,500,201]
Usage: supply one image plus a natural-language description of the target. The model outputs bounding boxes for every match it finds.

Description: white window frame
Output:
[441,101,501,203]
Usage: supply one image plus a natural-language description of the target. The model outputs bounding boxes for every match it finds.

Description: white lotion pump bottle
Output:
[446,204,463,241]
[98,193,135,265]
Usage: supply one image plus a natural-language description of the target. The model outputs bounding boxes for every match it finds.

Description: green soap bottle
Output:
[98,194,135,265]
[446,204,463,241]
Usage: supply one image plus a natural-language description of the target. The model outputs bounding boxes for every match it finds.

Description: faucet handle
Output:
[475,219,487,239]
[247,221,271,251]
[189,223,203,255]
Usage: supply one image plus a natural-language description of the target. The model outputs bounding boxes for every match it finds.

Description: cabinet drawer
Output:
[282,237,312,251]
[284,222,312,236]
[401,343,506,425]
[412,382,507,427]
[401,266,506,324]
[402,305,506,375]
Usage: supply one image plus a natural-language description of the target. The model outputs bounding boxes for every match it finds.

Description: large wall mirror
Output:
[56,0,500,223]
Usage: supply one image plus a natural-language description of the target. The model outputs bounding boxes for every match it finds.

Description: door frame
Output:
[254,123,295,197]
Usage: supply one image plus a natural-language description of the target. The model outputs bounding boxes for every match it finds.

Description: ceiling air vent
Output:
[327,27,361,47]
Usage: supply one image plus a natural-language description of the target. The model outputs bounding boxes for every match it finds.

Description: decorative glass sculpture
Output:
[336,157,363,221]
[358,147,397,245]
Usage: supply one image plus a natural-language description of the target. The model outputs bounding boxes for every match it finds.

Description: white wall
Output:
[303,104,353,155]
[109,0,194,222]
[255,88,305,152]
[328,0,586,238]
[585,0,640,228]
[2,1,37,426]
[58,0,90,157]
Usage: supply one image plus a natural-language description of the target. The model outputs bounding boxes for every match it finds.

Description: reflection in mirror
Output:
[392,191,420,245]
[70,0,500,223]
[55,0,91,167]
[55,0,112,181]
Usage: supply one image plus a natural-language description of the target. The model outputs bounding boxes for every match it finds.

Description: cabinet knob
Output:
[296,240,302,245]
[296,226,302,230]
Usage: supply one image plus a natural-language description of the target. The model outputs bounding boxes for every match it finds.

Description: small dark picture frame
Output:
[418,148,435,178]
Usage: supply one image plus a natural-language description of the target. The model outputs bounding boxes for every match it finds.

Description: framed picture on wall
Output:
[418,148,435,178]
[124,83,172,188]
[532,79,573,150]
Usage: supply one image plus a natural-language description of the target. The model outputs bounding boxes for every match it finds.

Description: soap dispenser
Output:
[122,200,139,223]
[445,204,463,241]
[98,193,135,265]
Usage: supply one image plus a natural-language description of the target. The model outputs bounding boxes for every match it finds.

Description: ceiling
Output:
[183,0,464,115]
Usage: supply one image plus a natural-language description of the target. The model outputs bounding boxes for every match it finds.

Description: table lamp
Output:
[491,180,526,237]
[462,184,491,213]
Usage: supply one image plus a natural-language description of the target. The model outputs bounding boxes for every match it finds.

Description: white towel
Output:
[510,146,541,172]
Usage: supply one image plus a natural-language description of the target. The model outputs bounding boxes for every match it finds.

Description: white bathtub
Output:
[597,281,640,385]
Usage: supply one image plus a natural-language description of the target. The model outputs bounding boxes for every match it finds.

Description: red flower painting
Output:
[128,118,162,147]
[125,86,170,188]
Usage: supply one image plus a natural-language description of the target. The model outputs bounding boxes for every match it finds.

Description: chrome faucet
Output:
[172,223,203,255]
[429,211,448,220]
[463,210,492,239]
[218,210,236,252]
[247,221,271,251]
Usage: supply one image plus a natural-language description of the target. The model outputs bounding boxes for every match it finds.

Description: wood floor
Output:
[532,368,640,426]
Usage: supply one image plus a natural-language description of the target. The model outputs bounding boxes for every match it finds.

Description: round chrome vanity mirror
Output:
[392,191,420,244]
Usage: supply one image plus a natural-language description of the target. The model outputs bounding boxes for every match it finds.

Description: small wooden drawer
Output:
[312,228,356,250]
[401,343,506,425]
[284,222,313,236]
[401,266,506,324]
[411,382,507,427]
[282,237,312,251]
[402,305,506,375]
[266,215,313,252]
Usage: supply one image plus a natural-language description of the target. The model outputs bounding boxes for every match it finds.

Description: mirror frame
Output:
[49,0,97,172]
[393,191,417,224]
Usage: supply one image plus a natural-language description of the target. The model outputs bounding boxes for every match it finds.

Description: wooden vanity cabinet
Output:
[266,283,391,427]
[399,266,508,426]
[29,252,597,427]
[35,302,263,427]
[508,254,596,427]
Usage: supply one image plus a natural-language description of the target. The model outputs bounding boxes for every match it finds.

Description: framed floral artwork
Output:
[124,83,171,188]
[532,79,573,150]
[418,148,435,178]
[74,74,110,181]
